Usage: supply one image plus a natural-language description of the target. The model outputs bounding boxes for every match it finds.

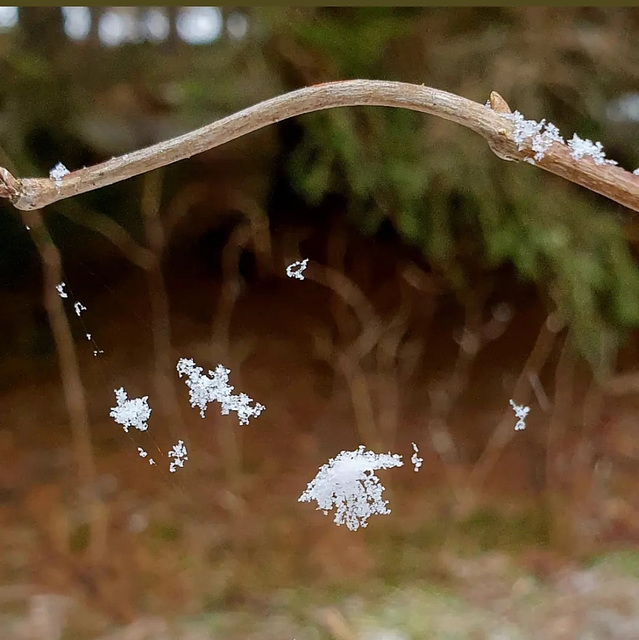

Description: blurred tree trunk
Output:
[19,7,66,58]
[165,7,180,51]
[87,7,104,48]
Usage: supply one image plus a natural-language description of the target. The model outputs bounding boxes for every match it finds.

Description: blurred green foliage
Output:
[274,8,639,370]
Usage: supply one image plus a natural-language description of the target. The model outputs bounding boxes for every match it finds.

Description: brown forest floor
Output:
[2,223,639,638]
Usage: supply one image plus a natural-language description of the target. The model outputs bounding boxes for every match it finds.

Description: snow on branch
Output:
[0,80,637,213]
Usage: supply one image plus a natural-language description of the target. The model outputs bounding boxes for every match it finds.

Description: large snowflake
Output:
[299,445,403,531]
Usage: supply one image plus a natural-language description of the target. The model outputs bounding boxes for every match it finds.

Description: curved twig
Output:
[55,199,155,270]
[1,80,638,212]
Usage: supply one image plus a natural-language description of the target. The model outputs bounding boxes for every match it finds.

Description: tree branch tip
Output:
[489,92,512,114]
[0,167,19,200]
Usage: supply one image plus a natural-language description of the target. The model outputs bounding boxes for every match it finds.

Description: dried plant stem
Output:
[1,80,638,212]
[425,296,493,508]
[19,208,104,563]
[212,224,252,489]
[140,169,185,438]
[545,334,576,552]
[373,291,413,449]
[307,265,387,449]
[56,199,154,270]
[567,352,609,554]
[467,312,565,491]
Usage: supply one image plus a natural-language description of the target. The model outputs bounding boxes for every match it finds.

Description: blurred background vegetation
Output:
[1,7,639,366]
[3,7,639,639]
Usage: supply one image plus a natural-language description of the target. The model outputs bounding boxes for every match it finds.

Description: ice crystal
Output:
[509,399,530,431]
[168,439,188,473]
[299,445,403,531]
[568,134,617,166]
[49,162,70,186]
[530,122,564,162]
[176,358,265,425]
[411,442,423,472]
[110,388,151,433]
[286,259,309,281]
[501,111,564,162]
[137,446,156,466]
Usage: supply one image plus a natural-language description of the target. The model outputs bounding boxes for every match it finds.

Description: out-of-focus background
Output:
[2,7,639,639]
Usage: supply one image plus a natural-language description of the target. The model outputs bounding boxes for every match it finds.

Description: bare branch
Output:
[1,80,638,212]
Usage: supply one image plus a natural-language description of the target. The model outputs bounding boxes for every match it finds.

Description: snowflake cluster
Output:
[531,122,565,162]
[49,162,70,186]
[110,360,267,475]
[176,358,265,425]
[299,445,403,531]
[567,133,618,166]
[509,399,530,431]
[501,110,620,168]
[501,111,565,162]
[56,282,68,299]
[168,440,188,473]
[110,388,151,432]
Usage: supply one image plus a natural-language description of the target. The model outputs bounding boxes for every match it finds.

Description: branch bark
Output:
[1,80,638,212]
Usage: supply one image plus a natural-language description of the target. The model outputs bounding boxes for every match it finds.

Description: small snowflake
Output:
[49,162,70,186]
[168,439,188,473]
[138,447,157,465]
[509,399,530,431]
[299,445,403,531]
[56,282,68,299]
[411,442,423,472]
[74,302,87,316]
[286,259,309,281]
[568,134,617,166]
[110,388,151,433]
[176,358,265,425]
